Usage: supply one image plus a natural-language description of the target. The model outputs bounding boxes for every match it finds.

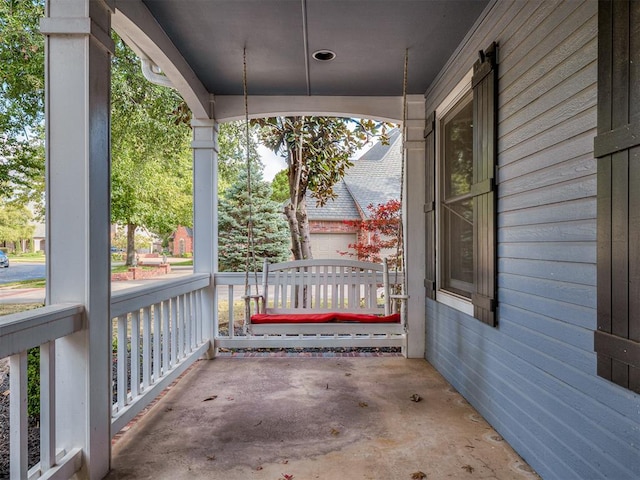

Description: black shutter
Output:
[471,42,498,327]
[594,0,640,393]
[424,111,436,300]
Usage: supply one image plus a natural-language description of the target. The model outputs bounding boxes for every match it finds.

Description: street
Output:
[0,262,45,285]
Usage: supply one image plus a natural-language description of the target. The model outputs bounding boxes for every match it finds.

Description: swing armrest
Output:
[242,294,265,315]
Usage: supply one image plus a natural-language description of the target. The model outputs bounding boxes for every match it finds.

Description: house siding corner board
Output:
[425,1,639,479]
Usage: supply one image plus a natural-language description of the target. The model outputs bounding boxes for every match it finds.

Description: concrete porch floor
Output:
[106,356,540,480]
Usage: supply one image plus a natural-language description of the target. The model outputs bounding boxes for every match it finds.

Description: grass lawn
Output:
[0,303,45,316]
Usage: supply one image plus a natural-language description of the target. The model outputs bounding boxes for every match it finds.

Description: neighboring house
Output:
[170,225,193,256]
[307,129,402,259]
[32,223,45,253]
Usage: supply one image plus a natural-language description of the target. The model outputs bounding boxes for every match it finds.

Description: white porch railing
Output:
[213,271,406,349]
[110,273,211,436]
[0,304,84,480]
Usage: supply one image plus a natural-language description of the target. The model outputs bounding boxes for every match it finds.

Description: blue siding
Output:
[424,1,640,478]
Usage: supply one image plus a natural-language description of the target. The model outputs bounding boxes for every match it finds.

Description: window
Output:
[425,42,497,326]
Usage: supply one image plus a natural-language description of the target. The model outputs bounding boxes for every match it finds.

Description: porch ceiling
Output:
[138,0,489,97]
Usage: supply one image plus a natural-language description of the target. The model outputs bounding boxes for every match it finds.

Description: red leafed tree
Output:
[340,199,401,267]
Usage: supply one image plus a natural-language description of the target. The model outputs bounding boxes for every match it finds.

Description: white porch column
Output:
[405,94,427,358]
[192,118,218,357]
[41,0,114,478]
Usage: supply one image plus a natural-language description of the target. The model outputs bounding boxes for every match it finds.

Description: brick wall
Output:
[171,226,193,256]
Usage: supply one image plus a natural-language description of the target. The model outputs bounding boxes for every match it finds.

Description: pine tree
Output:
[218,163,290,272]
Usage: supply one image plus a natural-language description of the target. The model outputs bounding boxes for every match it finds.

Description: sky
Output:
[258,145,286,181]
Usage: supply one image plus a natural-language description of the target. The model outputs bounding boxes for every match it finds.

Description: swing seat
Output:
[244,258,406,336]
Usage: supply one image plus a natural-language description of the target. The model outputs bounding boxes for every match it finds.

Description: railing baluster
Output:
[10,351,28,479]
[142,306,151,390]
[40,341,56,471]
[228,284,234,339]
[185,292,193,352]
[171,298,178,367]
[178,294,185,360]
[195,289,202,343]
[153,302,161,382]
[162,299,170,374]
[117,314,127,410]
[131,310,140,399]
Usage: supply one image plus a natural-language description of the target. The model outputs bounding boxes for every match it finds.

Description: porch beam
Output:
[192,118,219,357]
[213,95,404,123]
[42,0,113,477]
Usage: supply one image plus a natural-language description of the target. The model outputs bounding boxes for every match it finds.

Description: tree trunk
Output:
[296,197,313,260]
[126,223,137,266]
[284,203,302,260]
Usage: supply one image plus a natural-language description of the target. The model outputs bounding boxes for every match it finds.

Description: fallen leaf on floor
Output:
[410,394,422,402]
[164,407,173,412]
[254,420,262,426]
[345,373,352,376]
[255,466,263,471]
[330,428,340,436]
[206,455,215,461]
[226,396,234,400]
[359,401,368,407]
[202,395,218,402]
[461,465,474,473]
[411,472,427,479]
[282,474,294,480]
[282,460,289,464]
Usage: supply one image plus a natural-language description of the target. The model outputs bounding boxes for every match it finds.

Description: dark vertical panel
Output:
[611,0,630,128]
[595,0,640,391]
[471,42,497,327]
[424,111,436,299]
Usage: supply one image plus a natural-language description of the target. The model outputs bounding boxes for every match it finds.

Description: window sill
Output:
[436,290,473,316]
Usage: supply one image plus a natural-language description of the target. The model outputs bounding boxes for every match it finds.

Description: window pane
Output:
[443,95,473,199]
[443,199,473,294]
[441,91,474,297]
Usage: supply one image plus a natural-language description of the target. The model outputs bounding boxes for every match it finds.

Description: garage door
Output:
[311,233,357,260]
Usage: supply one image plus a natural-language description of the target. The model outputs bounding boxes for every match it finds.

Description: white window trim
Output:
[435,68,474,317]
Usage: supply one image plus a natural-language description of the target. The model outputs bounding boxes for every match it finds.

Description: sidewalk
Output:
[0,266,194,305]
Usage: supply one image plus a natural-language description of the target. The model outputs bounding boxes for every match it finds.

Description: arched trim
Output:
[112,2,212,119]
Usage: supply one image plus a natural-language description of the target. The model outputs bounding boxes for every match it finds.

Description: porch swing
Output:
[239,49,409,345]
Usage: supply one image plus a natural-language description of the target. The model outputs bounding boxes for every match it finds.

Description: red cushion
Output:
[333,312,401,323]
[250,313,336,324]
[250,312,401,324]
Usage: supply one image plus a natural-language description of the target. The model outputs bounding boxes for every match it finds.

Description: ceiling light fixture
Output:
[312,50,336,61]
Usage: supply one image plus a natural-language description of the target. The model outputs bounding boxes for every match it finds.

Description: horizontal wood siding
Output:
[425,1,640,479]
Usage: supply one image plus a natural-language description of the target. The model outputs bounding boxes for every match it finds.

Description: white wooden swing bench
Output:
[243,258,407,349]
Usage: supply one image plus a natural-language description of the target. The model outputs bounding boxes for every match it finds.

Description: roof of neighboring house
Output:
[307,129,402,221]
[306,180,361,221]
[170,226,193,239]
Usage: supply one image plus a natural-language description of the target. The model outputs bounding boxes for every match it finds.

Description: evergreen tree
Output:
[218,162,289,272]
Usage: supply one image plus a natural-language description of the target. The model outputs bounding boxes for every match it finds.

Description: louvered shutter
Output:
[594,0,640,393]
[424,111,436,300]
[471,42,498,327]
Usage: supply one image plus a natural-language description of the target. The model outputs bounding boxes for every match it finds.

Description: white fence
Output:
[110,273,211,435]
[0,304,84,480]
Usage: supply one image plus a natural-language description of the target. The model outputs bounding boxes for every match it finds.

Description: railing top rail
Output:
[111,273,210,318]
[0,303,84,357]
[268,259,385,271]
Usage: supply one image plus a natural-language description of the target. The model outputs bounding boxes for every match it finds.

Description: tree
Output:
[340,199,402,267]
[110,35,193,264]
[218,162,289,272]
[0,0,45,207]
[0,201,35,253]
[269,169,289,203]
[255,117,390,260]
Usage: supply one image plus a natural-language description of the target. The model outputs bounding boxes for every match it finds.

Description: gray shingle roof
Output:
[306,179,361,220]
[307,129,402,221]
